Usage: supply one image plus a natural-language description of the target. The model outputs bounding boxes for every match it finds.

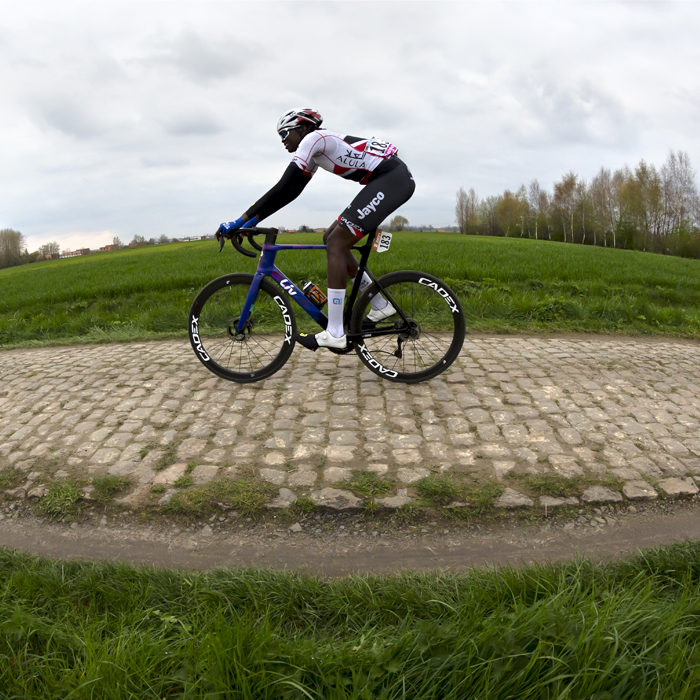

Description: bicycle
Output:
[188,227,465,384]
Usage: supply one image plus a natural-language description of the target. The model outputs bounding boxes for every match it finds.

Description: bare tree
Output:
[662,150,699,231]
[552,173,577,243]
[455,187,479,234]
[478,196,501,236]
[620,160,664,251]
[574,179,591,245]
[528,180,551,240]
[590,168,618,247]
[38,241,61,256]
[0,228,26,268]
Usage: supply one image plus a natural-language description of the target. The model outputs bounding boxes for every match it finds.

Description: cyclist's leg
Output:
[295,161,414,351]
[325,221,379,305]
[338,160,416,319]
[323,220,360,279]
[324,224,357,339]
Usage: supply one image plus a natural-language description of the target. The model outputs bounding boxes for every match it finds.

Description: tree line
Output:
[0,231,183,270]
[455,150,700,258]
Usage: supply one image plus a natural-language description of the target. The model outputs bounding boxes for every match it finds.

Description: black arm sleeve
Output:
[245,163,312,222]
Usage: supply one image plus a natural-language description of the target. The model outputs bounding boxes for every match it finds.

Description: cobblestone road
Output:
[2,336,700,512]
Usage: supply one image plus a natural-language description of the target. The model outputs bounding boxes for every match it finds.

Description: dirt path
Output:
[2,500,699,576]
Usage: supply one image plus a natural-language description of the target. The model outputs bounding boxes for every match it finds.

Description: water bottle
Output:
[300,280,327,309]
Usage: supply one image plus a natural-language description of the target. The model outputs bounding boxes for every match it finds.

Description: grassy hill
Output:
[2,233,700,347]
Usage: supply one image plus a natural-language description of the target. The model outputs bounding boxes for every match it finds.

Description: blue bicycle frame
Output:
[235,240,329,334]
[231,227,407,340]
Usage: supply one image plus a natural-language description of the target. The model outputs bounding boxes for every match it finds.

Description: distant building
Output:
[99,244,119,252]
[62,248,91,257]
[44,253,60,260]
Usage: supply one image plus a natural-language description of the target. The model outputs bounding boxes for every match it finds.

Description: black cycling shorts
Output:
[338,157,415,239]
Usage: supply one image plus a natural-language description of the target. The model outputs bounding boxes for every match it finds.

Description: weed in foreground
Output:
[173,462,198,489]
[139,443,158,460]
[150,484,166,496]
[342,470,392,498]
[415,474,460,505]
[393,502,420,525]
[341,470,393,514]
[514,472,586,497]
[289,497,317,516]
[91,475,132,503]
[156,444,177,471]
[463,479,505,514]
[162,477,274,518]
[513,472,625,499]
[0,467,24,490]
[37,481,83,520]
[212,478,275,516]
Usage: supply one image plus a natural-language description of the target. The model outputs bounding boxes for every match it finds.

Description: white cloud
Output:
[1,1,699,251]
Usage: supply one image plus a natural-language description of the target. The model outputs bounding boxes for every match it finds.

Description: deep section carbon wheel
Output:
[189,273,296,383]
[350,270,465,383]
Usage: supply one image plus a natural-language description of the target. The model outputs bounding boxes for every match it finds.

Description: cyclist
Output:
[216,108,415,351]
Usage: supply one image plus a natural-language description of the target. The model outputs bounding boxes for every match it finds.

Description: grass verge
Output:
[3,542,700,697]
[415,474,505,514]
[36,481,83,521]
[3,234,700,347]
[511,472,625,499]
[161,477,274,518]
[91,475,133,503]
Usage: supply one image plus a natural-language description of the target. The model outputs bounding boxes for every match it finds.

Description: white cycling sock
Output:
[326,288,346,338]
[356,271,388,310]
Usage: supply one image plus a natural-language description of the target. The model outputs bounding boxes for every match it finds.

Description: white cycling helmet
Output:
[276,108,323,136]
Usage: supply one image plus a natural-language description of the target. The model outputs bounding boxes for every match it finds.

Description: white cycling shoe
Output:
[295,329,347,352]
[366,302,397,323]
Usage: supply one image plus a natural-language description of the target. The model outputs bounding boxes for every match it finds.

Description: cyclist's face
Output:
[281,127,304,153]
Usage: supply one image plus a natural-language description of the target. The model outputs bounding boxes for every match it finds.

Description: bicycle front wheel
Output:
[189,273,296,383]
[350,270,465,383]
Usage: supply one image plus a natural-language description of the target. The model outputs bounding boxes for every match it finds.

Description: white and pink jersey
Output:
[292,129,398,184]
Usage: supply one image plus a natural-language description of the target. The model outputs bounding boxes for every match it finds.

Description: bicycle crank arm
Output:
[346,327,409,342]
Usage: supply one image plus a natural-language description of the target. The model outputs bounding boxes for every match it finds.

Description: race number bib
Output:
[365,138,398,158]
[373,230,392,253]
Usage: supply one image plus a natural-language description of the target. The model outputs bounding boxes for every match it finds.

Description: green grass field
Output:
[2,233,700,347]
[2,542,700,698]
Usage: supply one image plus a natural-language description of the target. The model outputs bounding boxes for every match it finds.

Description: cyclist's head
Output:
[277,108,322,151]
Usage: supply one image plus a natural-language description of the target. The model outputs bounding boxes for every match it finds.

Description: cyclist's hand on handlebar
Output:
[215,218,244,241]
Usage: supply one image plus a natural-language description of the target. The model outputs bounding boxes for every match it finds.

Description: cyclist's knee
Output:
[326,224,356,252]
[323,221,339,244]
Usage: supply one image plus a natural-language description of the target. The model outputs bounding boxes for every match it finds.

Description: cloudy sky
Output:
[2,1,699,252]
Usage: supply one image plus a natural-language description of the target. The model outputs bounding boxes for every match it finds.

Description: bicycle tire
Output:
[189,273,296,383]
[350,270,465,383]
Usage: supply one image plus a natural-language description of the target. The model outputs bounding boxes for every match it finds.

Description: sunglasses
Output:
[279,127,299,140]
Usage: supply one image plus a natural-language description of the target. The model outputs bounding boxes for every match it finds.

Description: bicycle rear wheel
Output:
[189,273,296,383]
[350,270,465,383]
